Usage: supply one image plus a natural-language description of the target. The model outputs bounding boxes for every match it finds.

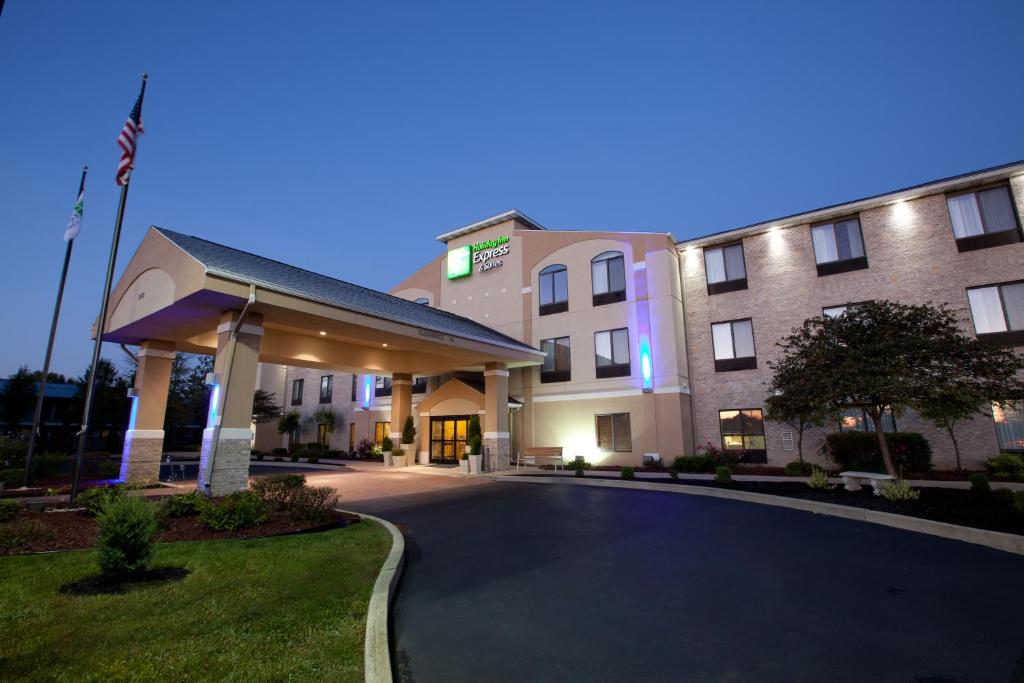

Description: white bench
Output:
[514,447,564,471]
[840,471,895,496]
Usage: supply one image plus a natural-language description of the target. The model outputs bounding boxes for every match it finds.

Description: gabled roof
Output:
[153,227,537,353]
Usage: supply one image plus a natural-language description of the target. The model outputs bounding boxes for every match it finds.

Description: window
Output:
[838,407,897,433]
[591,251,627,306]
[319,375,333,403]
[710,319,756,371]
[719,409,766,463]
[967,282,1024,345]
[947,185,1021,252]
[540,336,571,383]
[596,413,632,452]
[351,375,357,402]
[539,264,569,315]
[374,421,391,446]
[291,378,304,406]
[822,301,871,317]
[703,242,747,295]
[413,297,430,305]
[594,328,630,378]
[317,423,330,445]
[810,216,868,276]
[992,402,1024,452]
[375,376,392,397]
[413,376,427,394]
[349,423,356,452]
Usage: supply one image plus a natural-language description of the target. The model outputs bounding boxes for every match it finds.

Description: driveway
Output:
[341,479,1024,683]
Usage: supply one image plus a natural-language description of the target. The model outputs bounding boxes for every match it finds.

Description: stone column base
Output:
[120,430,165,483]
[483,436,511,471]
[198,427,254,496]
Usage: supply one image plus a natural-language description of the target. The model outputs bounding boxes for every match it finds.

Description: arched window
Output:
[591,251,626,306]
[538,264,568,315]
[413,297,430,305]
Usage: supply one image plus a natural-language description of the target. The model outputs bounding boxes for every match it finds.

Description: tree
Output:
[764,353,831,464]
[252,390,282,424]
[71,359,132,452]
[304,407,339,446]
[163,354,213,448]
[1,366,35,431]
[769,300,1024,476]
[278,411,300,446]
[401,414,416,445]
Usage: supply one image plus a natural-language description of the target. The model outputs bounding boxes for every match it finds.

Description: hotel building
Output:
[254,161,1024,471]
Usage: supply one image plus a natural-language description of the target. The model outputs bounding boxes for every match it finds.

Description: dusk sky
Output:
[1,1,1022,378]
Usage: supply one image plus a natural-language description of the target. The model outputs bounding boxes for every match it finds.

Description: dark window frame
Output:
[991,401,1024,453]
[595,412,632,452]
[319,375,333,404]
[375,376,392,398]
[291,378,304,406]
[591,251,627,307]
[710,318,757,372]
[967,280,1024,346]
[810,215,869,276]
[836,406,898,433]
[538,264,569,316]
[351,375,357,402]
[540,336,572,383]
[718,408,767,463]
[594,328,631,378]
[946,183,1023,253]
[412,377,427,394]
[822,300,873,318]
[703,242,748,295]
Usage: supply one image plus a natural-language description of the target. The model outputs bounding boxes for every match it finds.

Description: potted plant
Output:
[459,450,470,473]
[401,415,426,465]
[381,436,394,466]
[392,446,407,467]
[468,434,483,474]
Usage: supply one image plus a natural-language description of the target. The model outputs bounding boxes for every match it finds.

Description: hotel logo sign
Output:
[447,236,510,280]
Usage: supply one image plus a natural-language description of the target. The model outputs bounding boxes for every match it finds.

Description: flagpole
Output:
[70,73,147,502]
[23,165,88,488]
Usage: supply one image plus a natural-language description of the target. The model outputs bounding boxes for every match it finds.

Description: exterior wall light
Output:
[362,374,373,409]
[639,335,654,392]
[319,330,327,336]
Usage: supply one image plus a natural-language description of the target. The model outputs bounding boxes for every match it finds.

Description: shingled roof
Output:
[153,227,537,353]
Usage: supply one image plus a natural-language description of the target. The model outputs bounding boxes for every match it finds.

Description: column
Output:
[120,340,175,483]
[390,373,412,465]
[198,311,263,496]
[483,362,511,471]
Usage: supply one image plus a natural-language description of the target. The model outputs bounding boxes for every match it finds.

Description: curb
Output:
[483,475,1024,556]
[340,509,405,683]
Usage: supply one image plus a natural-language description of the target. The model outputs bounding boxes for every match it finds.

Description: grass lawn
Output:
[0,520,391,682]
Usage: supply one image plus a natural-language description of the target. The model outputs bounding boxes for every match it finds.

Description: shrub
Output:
[668,468,679,480]
[307,455,320,464]
[574,468,585,478]
[0,499,20,522]
[33,452,68,479]
[565,459,593,471]
[879,479,920,502]
[0,468,22,487]
[823,432,932,473]
[672,455,713,473]
[620,467,635,480]
[807,466,835,490]
[200,491,268,531]
[161,491,207,517]
[784,460,815,476]
[0,518,54,548]
[97,496,159,577]
[290,451,300,463]
[992,488,1014,508]
[381,436,393,453]
[77,485,126,516]
[968,473,990,494]
[255,452,265,461]
[325,450,342,459]
[0,436,27,468]
[984,453,1024,480]
[401,414,416,446]
[469,435,482,456]
[287,485,338,523]
[251,473,306,511]
[1014,490,1024,515]
[715,466,732,484]
[271,447,288,457]
[356,439,374,457]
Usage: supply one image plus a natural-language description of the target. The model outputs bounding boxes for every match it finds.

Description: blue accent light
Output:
[127,395,139,431]
[206,383,221,428]
[639,336,653,391]
[362,375,372,409]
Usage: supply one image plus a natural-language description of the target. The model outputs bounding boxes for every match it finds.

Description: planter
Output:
[418,451,430,465]
[468,454,482,474]
[392,454,408,467]
[383,452,393,467]
[459,459,470,473]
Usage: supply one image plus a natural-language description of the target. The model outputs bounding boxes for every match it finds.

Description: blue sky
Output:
[1,0,1022,377]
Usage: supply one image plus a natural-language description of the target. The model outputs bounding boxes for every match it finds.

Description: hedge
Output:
[822,432,932,473]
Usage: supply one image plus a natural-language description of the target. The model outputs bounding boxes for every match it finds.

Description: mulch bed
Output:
[0,506,360,555]
[534,474,1024,536]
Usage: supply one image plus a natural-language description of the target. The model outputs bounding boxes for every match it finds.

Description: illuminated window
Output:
[703,242,747,295]
[349,423,356,452]
[837,407,897,433]
[291,378,304,406]
[711,319,756,371]
[967,282,1024,344]
[596,413,632,452]
[810,216,867,276]
[594,328,630,378]
[319,375,333,403]
[822,301,871,318]
[719,409,766,462]
[591,251,626,306]
[539,264,569,315]
[992,402,1024,452]
[374,421,391,446]
[540,336,571,383]
[947,185,1021,252]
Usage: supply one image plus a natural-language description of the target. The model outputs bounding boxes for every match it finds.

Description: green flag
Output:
[63,189,83,241]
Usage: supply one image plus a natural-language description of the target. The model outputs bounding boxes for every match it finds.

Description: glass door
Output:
[429,416,470,464]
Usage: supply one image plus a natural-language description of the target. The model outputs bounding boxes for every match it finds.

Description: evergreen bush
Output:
[97,496,159,577]
[200,492,268,531]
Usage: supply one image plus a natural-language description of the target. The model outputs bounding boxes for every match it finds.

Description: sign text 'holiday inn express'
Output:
[446,236,511,279]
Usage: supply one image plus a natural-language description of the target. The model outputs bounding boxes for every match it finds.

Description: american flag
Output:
[116,75,147,186]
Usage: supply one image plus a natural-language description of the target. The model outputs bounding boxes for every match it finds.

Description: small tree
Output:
[0,366,35,431]
[401,414,416,445]
[466,415,481,451]
[765,353,831,464]
[252,390,282,424]
[770,300,1024,476]
[277,411,300,447]
[305,407,338,447]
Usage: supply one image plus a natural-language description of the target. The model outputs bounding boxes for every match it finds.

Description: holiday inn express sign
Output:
[447,236,511,279]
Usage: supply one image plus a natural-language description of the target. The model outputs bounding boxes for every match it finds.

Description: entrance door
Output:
[430,416,470,464]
